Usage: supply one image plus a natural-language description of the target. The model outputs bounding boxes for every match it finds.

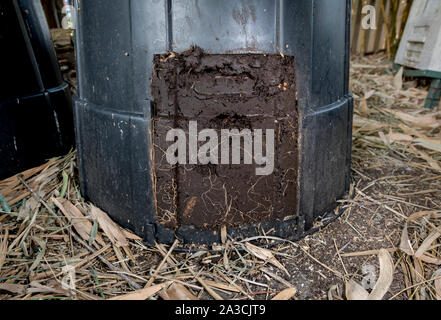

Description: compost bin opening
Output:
[151,46,298,231]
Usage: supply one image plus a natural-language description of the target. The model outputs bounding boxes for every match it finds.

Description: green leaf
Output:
[59,170,69,198]
[0,194,11,213]
[89,219,98,246]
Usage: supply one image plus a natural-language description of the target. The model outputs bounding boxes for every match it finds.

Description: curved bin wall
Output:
[74,0,353,244]
[0,0,74,180]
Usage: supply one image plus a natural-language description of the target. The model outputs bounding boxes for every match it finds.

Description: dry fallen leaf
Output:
[204,280,241,293]
[353,115,388,131]
[52,198,105,246]
[159,283,198,300]
[386,132,413,143]
[346,279,369,300]
[359,98,370,115]
[328,284,342,300]
[368,249,394,300]
[244,242,289,276]
[89,204,129,247]
[357,90,375,115]
[393,67,403,90]
[221,225,227,244]
[109,282,171,300]
[18,197,39,221]
[271,287,297,300]
[433,269,441,300]
[400,211,441,266]
[364,89,376,100]
[414,147,441,172]
[27,281,70,296]
[415,230,441,259]
[378,131,389,146]
[0,227,8,272]
[400,211,435,256]
[414,137,441,153]
[0,283,27,294]
[346,249,394,300]
[391,110,440,129]
[122,229,143,241]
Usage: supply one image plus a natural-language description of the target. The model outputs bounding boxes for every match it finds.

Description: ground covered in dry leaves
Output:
[0,53,440,300]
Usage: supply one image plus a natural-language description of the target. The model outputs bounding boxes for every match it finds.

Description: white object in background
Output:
[395,0,441,72]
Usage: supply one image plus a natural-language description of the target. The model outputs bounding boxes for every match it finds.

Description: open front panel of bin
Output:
[74,0,353,244]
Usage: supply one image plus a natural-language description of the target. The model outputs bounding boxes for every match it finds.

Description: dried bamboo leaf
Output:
[122,229,142,241]
[415,230,441,259]
[328,284,341,300]
[0,283,27,294]
[159,283,198,300]
[0,227,8,272]
[378,131,389,145]
[204,280,240,293]
[346,249,394,300]
[244,242,289,276]
[21,198,40,224]
[353,115,388,131]
[0,160,54,192]
[27,281,70,296]
[346,279,369,300]
[260,267,294,288]
[358,98,370,115]
[271,287,297,300]
[90,205,128,247]
[415,137,441,153]
[400,211,435,256]
[29,237,46,273]
[61,265,76,296]
[368,249,394,300]
[194,275,224,300]
[109,282,170,300]
[433,269,441,300]
[391,110,440,129]
[386,132,413,143]
[364,89,376,100]
[393,67,403,90]
[221,225,227,244]
[419,253,441,265]
[52,198,105,246]
[415,148,441,172]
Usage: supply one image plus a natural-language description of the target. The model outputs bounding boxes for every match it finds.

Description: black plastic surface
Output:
[74,0,353,244]
[0,0,74,180]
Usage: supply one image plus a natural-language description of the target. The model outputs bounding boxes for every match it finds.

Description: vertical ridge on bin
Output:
[274,0,282,51]
[13,0,44,93]
[166,0,173,51]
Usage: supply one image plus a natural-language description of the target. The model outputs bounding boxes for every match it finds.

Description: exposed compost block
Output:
[151,47,298,231]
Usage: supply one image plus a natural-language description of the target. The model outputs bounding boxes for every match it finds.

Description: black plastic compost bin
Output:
[74,0,353,245]
[0,0,74,180]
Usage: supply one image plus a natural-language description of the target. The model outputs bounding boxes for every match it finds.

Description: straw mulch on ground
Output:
[0,53,440,300]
